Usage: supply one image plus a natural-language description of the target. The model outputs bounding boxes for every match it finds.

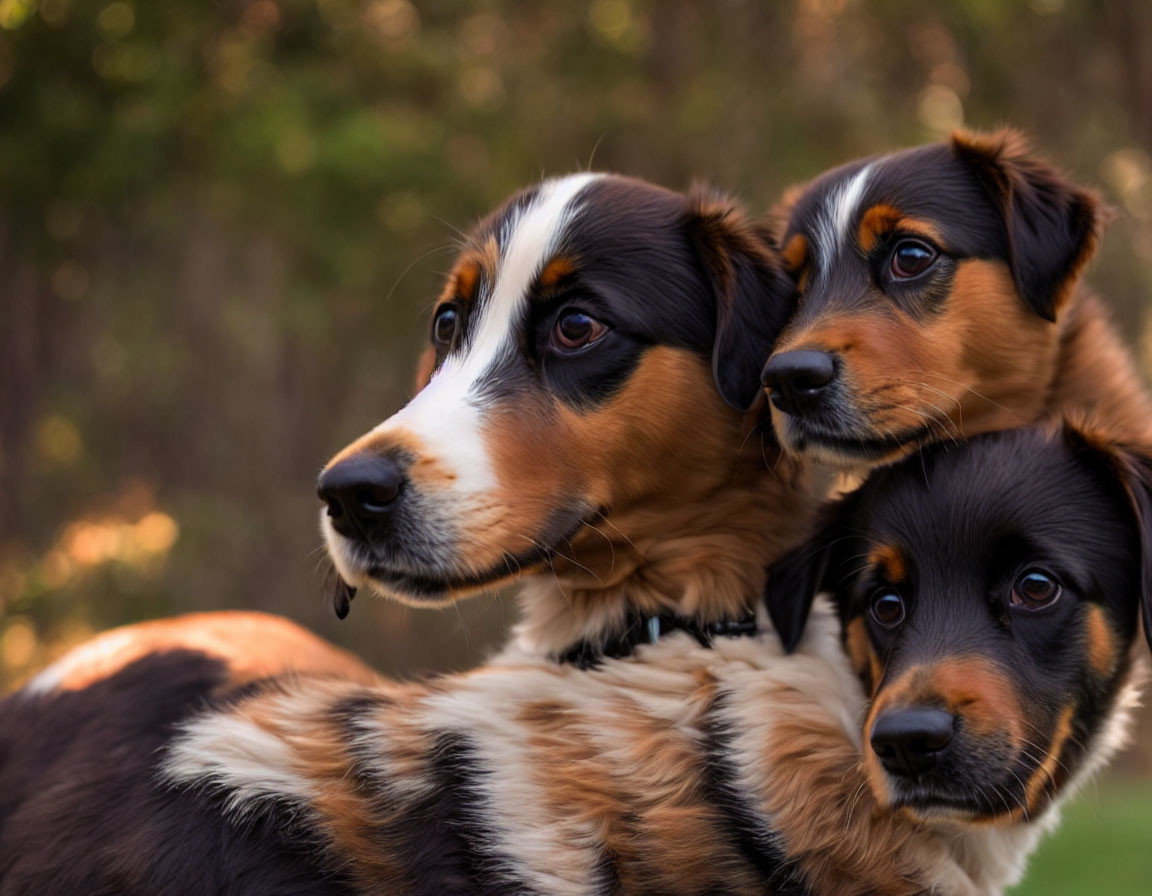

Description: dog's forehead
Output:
[470,174,686,265]
[858,432,1123,563]
[787,144,1001,261]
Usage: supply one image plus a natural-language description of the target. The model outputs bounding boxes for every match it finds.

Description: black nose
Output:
[870,708,956,778]
[760,350,837,415]
[317,455,405,539]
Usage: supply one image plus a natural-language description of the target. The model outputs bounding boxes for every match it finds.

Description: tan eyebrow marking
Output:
[537,255,576,291]
[867,543,906,584]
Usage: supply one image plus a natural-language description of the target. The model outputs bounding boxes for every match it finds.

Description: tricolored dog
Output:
[766,422,1150,837]
[761,129,1152,467]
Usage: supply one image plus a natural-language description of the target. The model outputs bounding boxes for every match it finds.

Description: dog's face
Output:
[319,174,792,606]
[762,130,1099,467]
[766,425,1152,824]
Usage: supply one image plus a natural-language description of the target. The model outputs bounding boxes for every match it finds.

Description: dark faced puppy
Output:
[318,174,808,655]
[766,424,1151,824]
[760,130,1152,467]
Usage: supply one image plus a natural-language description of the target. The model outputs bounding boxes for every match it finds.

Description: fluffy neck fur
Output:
[1050,290,1152,442]
[164,599,1097,895]
[503,419,824,659]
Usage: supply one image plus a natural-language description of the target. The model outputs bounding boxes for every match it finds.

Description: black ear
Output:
[951,129,1100,322]
[687,186,796,412]
[1114,448,1152,657]
[1063,421,1152,657]
[764,539,832,654]
[764,492,861,653]
[1130,463,1152,657]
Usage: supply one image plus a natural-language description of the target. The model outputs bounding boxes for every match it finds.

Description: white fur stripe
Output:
[815,164,872,274]
[162,715,313,816]
[370,173,602,501]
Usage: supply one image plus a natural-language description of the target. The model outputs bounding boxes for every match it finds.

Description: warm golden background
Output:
[1,2,1150,889]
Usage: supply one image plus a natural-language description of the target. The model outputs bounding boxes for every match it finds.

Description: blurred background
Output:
[1,1,1150,889]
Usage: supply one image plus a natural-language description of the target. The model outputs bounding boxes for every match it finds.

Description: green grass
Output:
[1012,778,1152,895]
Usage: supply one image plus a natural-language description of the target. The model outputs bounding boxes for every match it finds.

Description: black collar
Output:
[556,610,759,669]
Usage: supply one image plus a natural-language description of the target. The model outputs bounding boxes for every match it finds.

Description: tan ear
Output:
[686,185,795,412]
[950,129,1101,321]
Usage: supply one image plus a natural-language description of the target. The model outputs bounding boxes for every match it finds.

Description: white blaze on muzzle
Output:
[321,173,603,574]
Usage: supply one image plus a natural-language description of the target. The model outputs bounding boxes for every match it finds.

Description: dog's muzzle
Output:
[317,454,406,540]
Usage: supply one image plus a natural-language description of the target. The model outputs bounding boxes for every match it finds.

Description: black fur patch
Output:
[337,711,539,896]
[698,696,811,895]
[0,651,354,895]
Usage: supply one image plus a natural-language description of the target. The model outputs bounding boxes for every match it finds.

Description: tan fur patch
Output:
[30,612,378,693]
[868,544,906,584]
[844,616,882,696]
[782,233,809,274]
[537,256,575,290]
[1084,604,1117,679]
[1023,702,1076,815]
[759,696,934,893]
[413,344,437,392]
[857,204,902,253]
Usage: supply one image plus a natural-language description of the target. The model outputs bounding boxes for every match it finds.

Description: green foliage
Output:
[1013,778,1152,895]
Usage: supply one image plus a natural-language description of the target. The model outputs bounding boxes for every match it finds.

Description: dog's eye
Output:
[889,239,937,280]
[432,306,460,351]
[870,592,906,629]
[1011,569,1062,611]
[551,310,608,353]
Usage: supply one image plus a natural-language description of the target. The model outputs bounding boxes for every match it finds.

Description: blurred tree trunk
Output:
[1104,0,1152,152]
[0,224,44,545]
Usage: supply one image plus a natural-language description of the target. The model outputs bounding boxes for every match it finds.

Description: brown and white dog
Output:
[761,129,1152,469]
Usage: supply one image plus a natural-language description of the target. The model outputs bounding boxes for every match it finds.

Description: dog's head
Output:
[766,423,1151,823]
[762,129,1100,467]
[319,174,794,608]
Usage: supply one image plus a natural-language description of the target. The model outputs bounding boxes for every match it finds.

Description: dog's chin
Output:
[320,511,591,607]
[361,564,535,607]
[774,413,932,470]
[881,775,1025,826]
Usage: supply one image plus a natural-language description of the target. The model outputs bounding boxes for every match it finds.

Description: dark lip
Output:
[887,777,1022,820]
[783,417,935,459]
[366,514,590,602]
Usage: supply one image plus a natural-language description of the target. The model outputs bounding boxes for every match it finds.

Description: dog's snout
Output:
[760,349,837,415]
[318,455,405,538]
[870,707,956,778]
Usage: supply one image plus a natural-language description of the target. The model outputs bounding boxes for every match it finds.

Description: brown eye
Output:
[889,239,937,280]
[551,310,607,352]
[432,306,459,351]
[870,592,906,629]
[1011,569,1062,611]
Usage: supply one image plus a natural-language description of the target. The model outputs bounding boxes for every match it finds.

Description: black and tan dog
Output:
[761,129,1152,467]
[316,173,819,659]
[766,422,1150,838]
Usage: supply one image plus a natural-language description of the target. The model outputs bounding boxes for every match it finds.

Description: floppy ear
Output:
[1063,421,1152,656]
[687,186,796,412]
[1113,448,1152,657]
[951,129,1101,321]
[764,538,832,654]
[1129,460,1152,657]
[764,492,860,653]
